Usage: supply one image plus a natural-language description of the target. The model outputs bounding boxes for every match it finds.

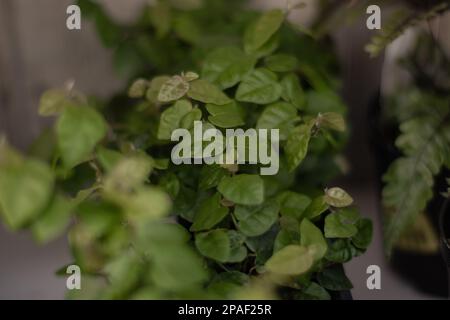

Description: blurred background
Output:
[0,0,449,299]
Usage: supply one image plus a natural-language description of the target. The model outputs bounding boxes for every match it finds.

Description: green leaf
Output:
[281,73,305,110]
[256,102,298,140]
[191,193,229,232]
[96,147,122,172]
[180,108,202,130]
[250,33,280,59]
[351,218,373,249]
[317,112,346,132]
[199,164,228,190]
[324,187,353,207]
[325,239,358,263]
[0,159,54,230]
[298,282,331,300]
[265,244,313,276]
[39,89,68,116]
[31,194,73,243]
[234,202,279,237]
[206,101,245,128]
[300,219,327,261]
[187,79,231,105]
[273,229,299,253]
[304,196,329,219]
[149,1,171,38]
[244,9,285,53]
[157,99,193,140]
[173,12,201,44]
[324,209,360,238]
[285,124,311,171]
[306,91,347,115]
[57,105,107,169]
[218,174,264,205]
[265,54,298,73]
[158,172,180,198]
[202,46,257,90]
[236,68,282,105]
[103,249,143,298]
[317,264,353,291]
[276,191,311,219]
[227,230,247,263]
[195,229,230,262]
[128,78,149,98]
[157,75,189,103]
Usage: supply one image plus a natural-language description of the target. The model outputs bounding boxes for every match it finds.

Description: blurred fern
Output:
[365,2,449,57]
[383,91,450,255]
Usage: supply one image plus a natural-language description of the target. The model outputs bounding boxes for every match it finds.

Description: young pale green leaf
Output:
[218,174,264,206]
[195,229,230,262]
[128,78,149,98]
[119,186,172,222]
[303,196,329,219]
[206,101,245,128]
[56,105,107,169]
[300,219,328,261]
[285,124,311,172]
[351,218,373,249]
[39,89,68,116]
[0,159,54,230]
[31,194,74,244]
[281,73,305,110]
[235,68,282,105]
[191,193,229,232]
[157,99,193,140]
[146,76,171,103]
[324,187,353,207]
[276,191,311,219]
[256,102,298,140]
[187,79,231,105]
[244,9,285,53]
[317,112,346,132]
[234,202,279,237]
[317,264,353,291]
[103,154,153,193]
[265,244,313,276]
[265,54,299,73]
[182,71,199,82]
[324,209,360,238]
[157,75,189,103]
[202,46,257,90]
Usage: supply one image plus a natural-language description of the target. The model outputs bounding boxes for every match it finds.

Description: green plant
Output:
[0,3,372,299]
[379,32,450,254]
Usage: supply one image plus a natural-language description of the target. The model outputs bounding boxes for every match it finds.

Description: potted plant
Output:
[366,1,450,297]
[0,2,372,299]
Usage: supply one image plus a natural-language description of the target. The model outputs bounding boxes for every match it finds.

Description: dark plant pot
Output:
[368,91,449,298]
